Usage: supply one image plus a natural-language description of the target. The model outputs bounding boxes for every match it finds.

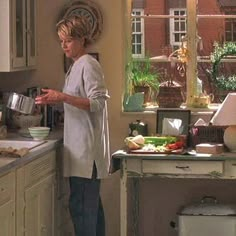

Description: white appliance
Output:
[178,197,236,236]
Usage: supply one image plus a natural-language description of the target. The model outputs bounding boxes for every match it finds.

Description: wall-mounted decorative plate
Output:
[59,0,103,41]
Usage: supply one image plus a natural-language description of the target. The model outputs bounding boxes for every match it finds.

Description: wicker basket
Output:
[190,125,227,147]
[158,81,184,108]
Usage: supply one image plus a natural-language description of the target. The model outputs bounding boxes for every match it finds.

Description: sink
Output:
[0,140,46,150]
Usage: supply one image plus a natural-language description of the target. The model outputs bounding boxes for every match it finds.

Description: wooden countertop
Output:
[0,128,63,176]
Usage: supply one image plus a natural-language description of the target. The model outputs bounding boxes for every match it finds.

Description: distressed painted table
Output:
[112,150,236,236]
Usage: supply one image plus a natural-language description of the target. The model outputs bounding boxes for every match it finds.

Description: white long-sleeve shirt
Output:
[62,54,110,179]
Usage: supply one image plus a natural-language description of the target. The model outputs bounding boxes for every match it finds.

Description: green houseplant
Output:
[127,56,161,104]
[210,42,236,91]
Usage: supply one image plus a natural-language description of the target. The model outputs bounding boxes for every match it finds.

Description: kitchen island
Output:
[113,150,236,236]
[0,129,73,236]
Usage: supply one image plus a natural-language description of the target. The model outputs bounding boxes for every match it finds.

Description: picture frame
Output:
[64,52,99,73]
[156,109,191,135]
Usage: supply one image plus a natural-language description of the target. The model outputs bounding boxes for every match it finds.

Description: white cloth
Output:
[62,54,110,179]
[162,118,183,135]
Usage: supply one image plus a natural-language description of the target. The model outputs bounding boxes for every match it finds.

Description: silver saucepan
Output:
[7,92,35,114]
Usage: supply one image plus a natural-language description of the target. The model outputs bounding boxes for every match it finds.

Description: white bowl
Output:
[28,126,50,140]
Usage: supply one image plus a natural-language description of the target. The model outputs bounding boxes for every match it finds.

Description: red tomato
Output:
[166,141,184,150]
[175,141,184,148]
[166,143,178,150]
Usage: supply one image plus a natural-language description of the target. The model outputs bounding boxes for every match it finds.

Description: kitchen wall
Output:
[0,1,143,235]
[0,1,235,236]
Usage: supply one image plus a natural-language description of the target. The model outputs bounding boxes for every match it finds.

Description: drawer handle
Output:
[176,165,190,170]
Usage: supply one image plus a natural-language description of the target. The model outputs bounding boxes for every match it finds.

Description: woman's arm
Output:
[35,88,90,110]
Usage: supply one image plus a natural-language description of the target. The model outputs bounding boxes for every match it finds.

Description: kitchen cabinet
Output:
[25,174,55,236]
[0,137,73,236]
[0,201,15,236]
[0,172,15,236]
[0,0,37,72]
[16,150,56,236]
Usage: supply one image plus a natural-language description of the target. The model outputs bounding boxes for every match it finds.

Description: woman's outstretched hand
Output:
[35,88,64,105]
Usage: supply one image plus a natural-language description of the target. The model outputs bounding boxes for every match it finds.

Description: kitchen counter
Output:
[0,128,63,176]
[0,127,65,236]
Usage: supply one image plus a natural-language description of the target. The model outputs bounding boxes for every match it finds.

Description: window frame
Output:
[132,8,145,58]
[126,0,236,111]
[225,11,236,42]
[169,8,187,49]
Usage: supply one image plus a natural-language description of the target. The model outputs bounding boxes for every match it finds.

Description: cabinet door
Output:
[12,0,36,69]
[26,0,36,67]
[0,0,36,71]
[0,200,15,236]
[25,174,56,236]
[12,0,27,68]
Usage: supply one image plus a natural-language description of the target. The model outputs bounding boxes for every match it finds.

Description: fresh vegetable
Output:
[126,140,141,150]
[144,136,177,146]
[124,136,144,150]
[131,135,145,145]
[155,145,169,152]
[124,135,185,152]
[166,141,185,150]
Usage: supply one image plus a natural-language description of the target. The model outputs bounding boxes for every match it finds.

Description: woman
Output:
[35,15,110,236]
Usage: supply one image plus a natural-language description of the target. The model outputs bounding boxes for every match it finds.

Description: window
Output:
[169,9,187,50]
[132,9,145,57]
[225,11,236,42]
[126,0,236,110]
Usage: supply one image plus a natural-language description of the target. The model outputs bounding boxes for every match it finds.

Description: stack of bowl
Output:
[12,113,43,137]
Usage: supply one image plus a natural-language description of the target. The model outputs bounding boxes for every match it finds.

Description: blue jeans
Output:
[69,166,105,236]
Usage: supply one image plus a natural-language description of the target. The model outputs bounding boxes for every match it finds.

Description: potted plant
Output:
[128,56,161,104]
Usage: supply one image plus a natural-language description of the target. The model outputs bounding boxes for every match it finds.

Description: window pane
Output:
[136,34,141,44]
[175,34,180,42]
[234,32,236,40]
[136,22,141,32]
[180,22,185,31]
[132,9,144,57]
[16,0,24,57]
[225,22,231,31]
[137,45,142,54]
[29,0,35,57]
[170,9,187,47]
[175,22,179,31]
[129,0,236,106]
[225,32,231,41]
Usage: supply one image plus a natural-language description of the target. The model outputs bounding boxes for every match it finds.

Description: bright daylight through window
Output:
[123,0,236,112]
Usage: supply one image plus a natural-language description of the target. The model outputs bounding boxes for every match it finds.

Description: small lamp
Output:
[210,93,236,152]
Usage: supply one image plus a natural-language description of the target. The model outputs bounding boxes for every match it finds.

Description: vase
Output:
[123,92,144,112]
[134,86,151,104]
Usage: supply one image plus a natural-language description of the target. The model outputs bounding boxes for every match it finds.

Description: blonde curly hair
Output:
[56,15,92,47]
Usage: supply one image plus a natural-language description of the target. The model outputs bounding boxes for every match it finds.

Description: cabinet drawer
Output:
[25,151,56,187]
[224,160,236,177]
[142,160,223,175]
[0,172,15,205]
